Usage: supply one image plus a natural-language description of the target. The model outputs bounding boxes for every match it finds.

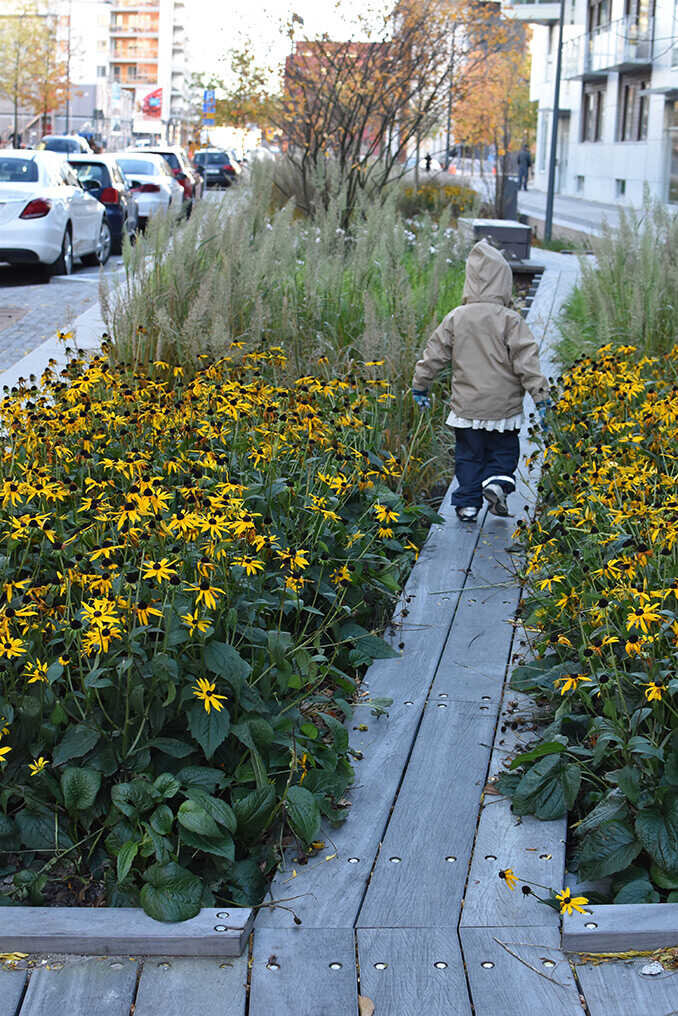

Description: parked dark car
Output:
[40,134,92,154]
[192,149,241,188]
[68,154,138,253]
[143,146,203,213]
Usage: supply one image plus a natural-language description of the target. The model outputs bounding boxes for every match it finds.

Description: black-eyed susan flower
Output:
[142,558,178,584]
[28,757,49,776]
[555,888,589,916]
[644,681,665,702]
[554,674,592,695]
[192,677,228,714]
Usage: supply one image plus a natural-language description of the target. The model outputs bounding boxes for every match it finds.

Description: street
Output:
[0,189,230,374]
[0,257,124,373]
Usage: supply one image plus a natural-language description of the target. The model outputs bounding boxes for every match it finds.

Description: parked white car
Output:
[0,149,111,273]
[113,153,183,227]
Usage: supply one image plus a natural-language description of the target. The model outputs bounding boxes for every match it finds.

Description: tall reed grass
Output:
[558,191,678,361]
[100,163,468,497]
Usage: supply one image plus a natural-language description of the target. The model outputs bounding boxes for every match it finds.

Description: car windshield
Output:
[0,157,39,183]
[44,138,78,153]
[155,152,180,170]
[117,158,158,176]
[206,152,229,165]
[72,162,108,187]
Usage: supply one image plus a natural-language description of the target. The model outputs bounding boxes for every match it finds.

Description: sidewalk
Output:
[517,187,625,239]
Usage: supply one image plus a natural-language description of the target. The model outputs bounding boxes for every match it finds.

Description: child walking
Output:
[412,239,550,522]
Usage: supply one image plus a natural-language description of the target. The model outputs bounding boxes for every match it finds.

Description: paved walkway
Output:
[517,188,625,238]
[2,252,671,1014]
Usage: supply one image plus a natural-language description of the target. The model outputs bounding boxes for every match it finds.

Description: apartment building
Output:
[109,0,187,141]
[505,0,678,205]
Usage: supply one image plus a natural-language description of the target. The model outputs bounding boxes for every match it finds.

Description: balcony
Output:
[564,15,655,77]
[502,0,560,24]
[110,27,159,37]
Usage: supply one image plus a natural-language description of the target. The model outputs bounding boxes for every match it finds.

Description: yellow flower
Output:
[331,565,351,585]
[0,745,12,762]
[25,660,48,684]
[498,868,518,890]
[181,610,211,636]
[142,558,178,584]
[233,556,265,576]
[192,677,228,714]
[373,503,399,525]
[185,581,225,610]
[554,674,592,695]
[28,756,49,776]
[538,575,566,592]
[0,636,25,660]
[555,888,589,916]
[644,681,665,702]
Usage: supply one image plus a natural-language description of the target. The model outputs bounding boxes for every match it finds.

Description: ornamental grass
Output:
[0,345,438,919]
[500,343,678,904]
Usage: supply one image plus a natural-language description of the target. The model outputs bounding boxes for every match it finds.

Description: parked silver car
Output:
[113,153,183,228]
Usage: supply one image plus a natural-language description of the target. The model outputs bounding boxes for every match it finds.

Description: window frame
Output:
[618,75,650,141]
[581,82,606,142]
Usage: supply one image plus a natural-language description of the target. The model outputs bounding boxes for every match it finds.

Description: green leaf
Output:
[579,821,642,880]
[340,622,399,662]
[636,792,678,877]
[510,741,567,770]
[609,766,641,804]
[613,877,660,904]
[61,767,101,813]
[227,858,267,905]
[140,862,203,923]
[323,714,349,754]
[575,793,628,835]
[203,641,251,692]
[177,766,228,792]
[665,750,678,787]
[148,738,194,759]
[285,785,321,844]
[300,723,319,739]
[185,789,236,832]
[233,786,276,841]
[52,724,100,766]
[627,736,664,761]
[111,780,157,819]
[512,756,581,821]
[177,799,221,838]
[16,808,73,851]
[153,773,180,799]
[510,657,576,693]
[650,863,678,890]
[117,840,138,883]
[179,826,235,861]
[187,701,230,760]
[150,804,174,836]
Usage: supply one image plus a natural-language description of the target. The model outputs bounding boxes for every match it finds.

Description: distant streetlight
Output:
[544,0,566,242]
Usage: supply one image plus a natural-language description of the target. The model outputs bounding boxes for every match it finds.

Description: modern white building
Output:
[504,0,678,205]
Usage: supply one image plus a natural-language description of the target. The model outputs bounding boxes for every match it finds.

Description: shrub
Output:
[500,344,678,903]
[395,181,477,220]
[558,192,678,361]
[0,347,439,917]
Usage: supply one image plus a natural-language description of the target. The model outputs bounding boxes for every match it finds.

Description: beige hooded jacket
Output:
[412,240,550,420]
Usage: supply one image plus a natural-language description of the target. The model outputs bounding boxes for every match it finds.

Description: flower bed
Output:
[0,346,437,920]
[500,343,678,904]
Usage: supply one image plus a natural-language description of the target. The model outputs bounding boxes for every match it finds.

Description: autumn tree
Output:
[275,0,514,222]
[215,44,279,129]
[453,28,536,217]
[33,14,69,135]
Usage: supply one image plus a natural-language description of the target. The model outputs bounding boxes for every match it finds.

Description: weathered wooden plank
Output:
[133,956,248,1016]
[432,521,519,704]
[19,957,138,1016]
[258,489,483,930]
[0,969,27,1016]
[461,690,565,929]
[563,904,678,953]
[460,926,582,1016]
[249,928,357,1016]
[357,702,496,929]
[575,954,678,1015]
[0,907,253,956]
[357,927,472,1015]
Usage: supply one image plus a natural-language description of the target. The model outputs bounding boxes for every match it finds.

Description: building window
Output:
[113,65,121,81]
[576,174,585,192]
[615,178,626,196]
[588,0,611,33]
[582,83,605,141]
[97,65,107,78]
[619,76,649,140]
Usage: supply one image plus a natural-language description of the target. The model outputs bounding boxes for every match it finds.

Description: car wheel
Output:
[50,226,73,276]
[83,220,112,266]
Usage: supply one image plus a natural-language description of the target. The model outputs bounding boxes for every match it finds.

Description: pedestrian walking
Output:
[411,240,551,523]
[517,142,532,191]
[424,152,432,173]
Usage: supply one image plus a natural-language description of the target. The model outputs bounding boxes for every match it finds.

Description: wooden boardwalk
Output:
[4,252,664,1014]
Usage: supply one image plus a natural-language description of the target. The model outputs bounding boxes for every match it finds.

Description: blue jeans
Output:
[450,428,520,508]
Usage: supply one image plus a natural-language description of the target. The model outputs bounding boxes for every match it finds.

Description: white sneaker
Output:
[483,482,508,517]
[456,506,479,522]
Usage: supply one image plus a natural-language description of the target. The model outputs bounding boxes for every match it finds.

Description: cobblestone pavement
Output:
[0,258,124,371]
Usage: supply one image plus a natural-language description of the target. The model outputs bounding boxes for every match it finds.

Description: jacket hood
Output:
[462,239,513,306]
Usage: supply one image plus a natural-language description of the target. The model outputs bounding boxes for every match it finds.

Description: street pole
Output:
[64,0,72,134]
[544,0,566,242]
[444,32,454,171]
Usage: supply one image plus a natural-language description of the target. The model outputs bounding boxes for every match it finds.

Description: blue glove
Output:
[412,388,431,411]
[535,399,552,431]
